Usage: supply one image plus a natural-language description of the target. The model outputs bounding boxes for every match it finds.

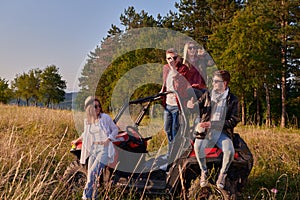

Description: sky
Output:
[0,0,177,92]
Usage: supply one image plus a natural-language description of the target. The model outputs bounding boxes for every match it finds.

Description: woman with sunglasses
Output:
[183,41,215,87]
[71,96,118,200]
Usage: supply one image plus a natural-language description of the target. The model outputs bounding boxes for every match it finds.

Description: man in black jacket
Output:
[189,70,239,189]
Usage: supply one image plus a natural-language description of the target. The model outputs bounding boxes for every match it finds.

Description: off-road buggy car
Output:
[63,92,253,199]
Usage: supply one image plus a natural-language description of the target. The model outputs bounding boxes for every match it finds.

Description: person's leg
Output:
[194,139,208,172]
[170,105,179,139]
[91,148,109,199]
[166,105,179,158]
[83,156,96,199]
[164,105,173,142]
[194,138,209,187]
[164,105,181,157]
[216,132,234,174]
[215,132,235,188]
[83,149,107,199]
[92,162,105,199]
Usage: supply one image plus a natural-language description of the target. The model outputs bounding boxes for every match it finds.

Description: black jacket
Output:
[211,90,239,139]
[190,88,211,139]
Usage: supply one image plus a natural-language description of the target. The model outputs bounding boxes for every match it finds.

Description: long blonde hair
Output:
[85,104,98,124]
[84,96,102,124]
[183,41,197,68]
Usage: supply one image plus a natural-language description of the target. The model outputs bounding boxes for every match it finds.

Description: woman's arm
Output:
[102,114,119,141]
[71,136,82,145]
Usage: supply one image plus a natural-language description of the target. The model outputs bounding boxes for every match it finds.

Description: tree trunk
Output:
[281,72,287,128]
[280,0,287,128]
[265,84,271,127]
[241,95,246,125]
[254,88,260,126]
[256,90,260,126]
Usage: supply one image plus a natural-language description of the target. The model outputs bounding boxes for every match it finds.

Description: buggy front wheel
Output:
[188,177,229,200]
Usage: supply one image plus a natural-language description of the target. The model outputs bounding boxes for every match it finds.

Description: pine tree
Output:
[39,65,66,107]
[0,78,12,104]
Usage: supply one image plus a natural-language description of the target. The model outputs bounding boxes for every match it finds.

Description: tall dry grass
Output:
[0,104,78,200]
[0,104,299,199]
[236,126,300,199]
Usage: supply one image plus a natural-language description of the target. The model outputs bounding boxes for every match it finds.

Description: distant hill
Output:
[9,92,78,110]
[57,92,78,110]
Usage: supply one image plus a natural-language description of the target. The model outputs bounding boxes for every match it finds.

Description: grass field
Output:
[0,104,299,199]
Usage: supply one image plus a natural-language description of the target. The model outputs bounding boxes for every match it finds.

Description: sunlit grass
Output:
[0,104,299,199]
[236,125,300,199]
[0,104,77,200]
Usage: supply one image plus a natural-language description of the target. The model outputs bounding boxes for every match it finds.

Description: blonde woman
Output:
[72,96,118,200]
[182,41,206,89]
[183,41,214,86]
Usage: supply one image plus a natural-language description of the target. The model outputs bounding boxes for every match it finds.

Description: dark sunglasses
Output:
[188,46,197,50]
[94,105,101,109]
[212,79,224,83]
[167,56,178,61]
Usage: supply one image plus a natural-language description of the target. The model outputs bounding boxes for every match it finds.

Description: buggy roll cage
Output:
[112,91,191,159]
[113,91,172,126]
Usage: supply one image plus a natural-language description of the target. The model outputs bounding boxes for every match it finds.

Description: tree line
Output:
[0,65,66,107]
[77,0,299,128]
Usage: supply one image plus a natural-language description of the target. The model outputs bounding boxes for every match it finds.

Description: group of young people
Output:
[161,42,239,189]
[71,41,239,199]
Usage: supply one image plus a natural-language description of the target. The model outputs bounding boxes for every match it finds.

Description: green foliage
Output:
[120,6,158,29]
[76,1,300,127]
[96,49,164,112]
[0,77,12,104]
[207,0,299,126]
[174,0,243,44]
[75,36,122,111]
[11,66,66,107]
[12,70,40,106]
[39,65,66,107]
[27,69,42,105]
[209,0,281,93]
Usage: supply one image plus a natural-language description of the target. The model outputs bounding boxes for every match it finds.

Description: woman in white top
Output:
[72,96,118,200]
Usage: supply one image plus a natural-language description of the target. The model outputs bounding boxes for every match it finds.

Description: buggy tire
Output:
[188,177,229,200]
[62,160,87,191]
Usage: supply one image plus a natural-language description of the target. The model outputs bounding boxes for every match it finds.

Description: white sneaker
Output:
[200,171,208,187]
[216,173,227,189]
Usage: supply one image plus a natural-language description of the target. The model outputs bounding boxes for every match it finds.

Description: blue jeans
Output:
[164,105,180,154]
[83,146,108,199]
[194,131,234,174]
[164,105,179,142]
